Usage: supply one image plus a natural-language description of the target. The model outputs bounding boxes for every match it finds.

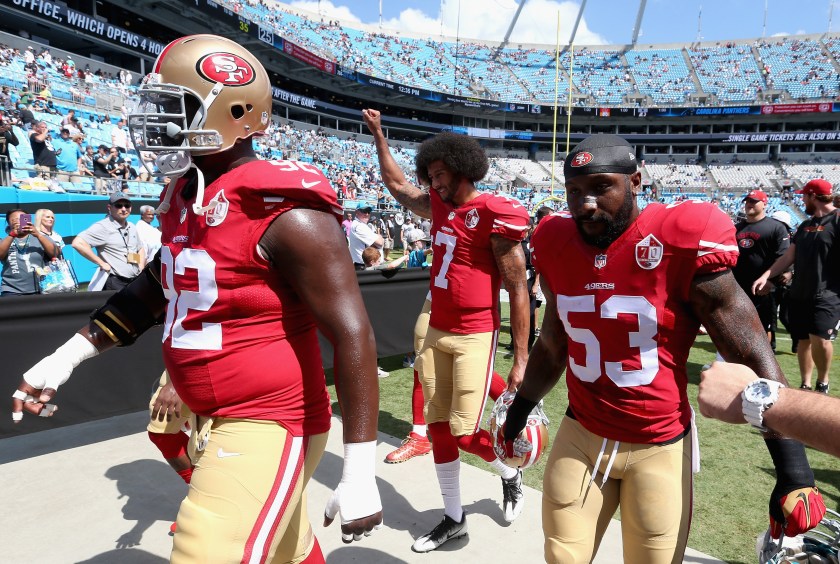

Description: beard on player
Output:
[574,178,636,249]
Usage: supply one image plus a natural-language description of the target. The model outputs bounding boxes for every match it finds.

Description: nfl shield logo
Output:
[594,254,607,269]
[465,208,480,229]
[205,190,230,227]
[635,234,663,270]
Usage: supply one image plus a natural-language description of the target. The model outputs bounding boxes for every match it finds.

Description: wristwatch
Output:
[742,378,785,431]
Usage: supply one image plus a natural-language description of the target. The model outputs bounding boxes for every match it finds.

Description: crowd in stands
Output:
[2,25,840,296]
[216,0,840,106]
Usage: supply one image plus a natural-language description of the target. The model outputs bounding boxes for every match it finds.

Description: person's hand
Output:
[150,379,183,422]
[506,362,524,393]
[779,271,793,286]
[698,362,756,425]
[323,441,384,543]
[755,280,774,296]
[769,485,826,539]
[11,334,98,423]
[361,109,382,134]
[752,273,771,296]
[11,380,57,422]
[100,262,112,272]
[494,421,534,467]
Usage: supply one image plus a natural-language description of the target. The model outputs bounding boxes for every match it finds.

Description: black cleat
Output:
[502,469,524,522]
[411,512,468,552]
[815,382,830,394]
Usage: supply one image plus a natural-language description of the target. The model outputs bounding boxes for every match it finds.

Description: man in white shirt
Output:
[348,203,383,270]
[135,205,161,265]
[110,118,129,153]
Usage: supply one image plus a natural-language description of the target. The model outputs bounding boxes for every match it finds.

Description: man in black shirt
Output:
[29,121,56,180]
[733,189,790,345]
[755,179,840,394]
[0,111,19,185]
[18,104,36,130]
[93,144,116,194]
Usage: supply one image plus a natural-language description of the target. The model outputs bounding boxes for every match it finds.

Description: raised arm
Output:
[362,109,431,218]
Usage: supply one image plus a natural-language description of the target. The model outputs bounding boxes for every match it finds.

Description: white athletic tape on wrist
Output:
[23,334,99,391]
[12,390,27,401]
[12,412,23,422]
[324,440,381,525]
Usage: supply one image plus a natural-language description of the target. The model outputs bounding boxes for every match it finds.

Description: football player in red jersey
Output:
[499,134,826,563]
[11,35,382,563]
[363,109,531,552]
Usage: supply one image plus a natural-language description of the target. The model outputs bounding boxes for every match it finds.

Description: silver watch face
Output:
[745,381,771,403]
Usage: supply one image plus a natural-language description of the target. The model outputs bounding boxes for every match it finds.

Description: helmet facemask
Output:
[128,35,272,215]
[129,75,223,178]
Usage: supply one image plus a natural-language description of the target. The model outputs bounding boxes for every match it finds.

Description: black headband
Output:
[564,134,637,180]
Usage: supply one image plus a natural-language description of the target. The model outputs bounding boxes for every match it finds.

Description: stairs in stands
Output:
[703,164,721,196]
[819,36,840,75]
[681,47,706,95]
[537,160,564,190]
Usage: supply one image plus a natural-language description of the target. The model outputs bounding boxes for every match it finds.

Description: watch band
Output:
[741,378,784,431]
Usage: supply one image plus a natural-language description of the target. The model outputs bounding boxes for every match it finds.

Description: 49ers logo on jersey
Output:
[196,53,255,86]
[635,234,663,270]
[465,208,480,229]
[205,190,229,226]
[570,152,593,167]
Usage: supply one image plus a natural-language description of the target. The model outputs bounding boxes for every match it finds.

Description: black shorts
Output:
[749,293,777,332]
[788,293,840,341]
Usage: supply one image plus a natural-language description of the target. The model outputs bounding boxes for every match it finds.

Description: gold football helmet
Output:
[129,34,271,176]
[489,392,550,469]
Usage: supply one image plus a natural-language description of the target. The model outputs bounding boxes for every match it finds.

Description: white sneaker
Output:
[377,367,389,378]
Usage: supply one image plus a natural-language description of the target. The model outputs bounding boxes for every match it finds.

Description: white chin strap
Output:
[155,164,215,218]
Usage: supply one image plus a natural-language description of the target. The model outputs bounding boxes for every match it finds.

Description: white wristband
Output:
[341,440,377,483]
[332,440,381,523]
[23,334,99,391]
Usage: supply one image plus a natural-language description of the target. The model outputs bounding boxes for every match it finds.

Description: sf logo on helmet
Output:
[198,53,255,86]
[571,152,593,167]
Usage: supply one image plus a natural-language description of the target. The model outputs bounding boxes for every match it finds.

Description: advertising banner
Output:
[282,40,336,74]
[0,0,164,57]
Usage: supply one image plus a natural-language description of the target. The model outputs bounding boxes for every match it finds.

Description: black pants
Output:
[103,274,136,291]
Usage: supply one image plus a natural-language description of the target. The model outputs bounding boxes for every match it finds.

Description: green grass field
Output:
[327,303,839,564]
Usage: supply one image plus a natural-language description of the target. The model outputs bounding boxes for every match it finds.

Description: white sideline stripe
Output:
[698,240,738,252]
[493,220,529,231]
[248,435,303,563]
